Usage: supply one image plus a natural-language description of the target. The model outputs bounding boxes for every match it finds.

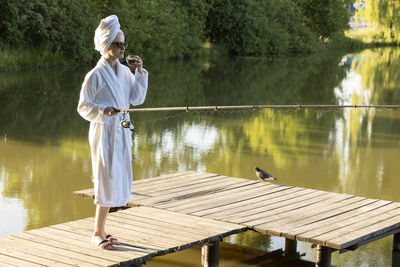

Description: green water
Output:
[1,48,400,266]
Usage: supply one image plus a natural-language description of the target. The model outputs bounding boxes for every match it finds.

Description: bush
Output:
[0,0,357,65]
[206,0,319,55]
[0,0,97,62]
[91,0,209,59]
[293,0,353,39]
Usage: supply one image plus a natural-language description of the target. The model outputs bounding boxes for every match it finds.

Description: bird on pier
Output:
[255,167,277,182]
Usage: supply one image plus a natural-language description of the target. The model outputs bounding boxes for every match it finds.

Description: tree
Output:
[293,0,353,39]
[205,0,318,55]
[360,0,400,42]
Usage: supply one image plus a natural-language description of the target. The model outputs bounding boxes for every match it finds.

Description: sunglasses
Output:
[112,42,128,49]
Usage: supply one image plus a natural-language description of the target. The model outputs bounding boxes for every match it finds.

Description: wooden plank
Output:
[86,217,210,244]
[73,188,95,199]
[109,211,227,237]
[208,188,323,220]
[328,216,400,250]
[154,179,261,210]
[58,218,180,249]
[111,208,246,237]
[263,197,376,236]
[5,235,101,266]
[192,186,307,217]
[133,172,224,204]
[284,199,394,240]
[157,181,269,212]
[26,227,142,262]
[176,183,291,215]
[74,171,197,198]
[318,207,400,249]
[35,226,151,267]
[132,175,234,198]
[221,190,330,224]
[90,215,212,248]
[239,192,353,226]
[309,204,400,246]
[132,172,224,196]
[13,232,121,266]
[0,253,38,267]
[279,198,388,230]
[84,214,241,256]
[0,261,16,267]
[0,245,72,267]
[89,214,238,245]
[132,171,196,185]
[137,179,259,206]
[339,227,400,252]
[1,235,100,267]
[100,215,220,242]
[133,176,251,205]
[132,172,226,194]
[0,256,17,267]
[49,221,172,255]
[127,207,246,232]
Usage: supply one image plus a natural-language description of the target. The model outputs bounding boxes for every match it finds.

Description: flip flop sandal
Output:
[106,234,120,245]
[97,239,114,250]
[92,236,114,250]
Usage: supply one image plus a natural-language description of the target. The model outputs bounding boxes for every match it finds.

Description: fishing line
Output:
[116,105,400,128]
[120,104,400,113]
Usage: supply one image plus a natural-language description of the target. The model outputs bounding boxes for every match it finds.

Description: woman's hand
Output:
[127,55,143,74]
[104,107,119,116]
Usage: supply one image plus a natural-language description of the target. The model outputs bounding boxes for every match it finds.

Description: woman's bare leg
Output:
[92,205,112,248]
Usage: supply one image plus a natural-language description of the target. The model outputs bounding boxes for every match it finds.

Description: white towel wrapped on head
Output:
[94,15,124,55]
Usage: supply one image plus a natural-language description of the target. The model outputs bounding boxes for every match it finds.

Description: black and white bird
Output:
[255,167,277,181]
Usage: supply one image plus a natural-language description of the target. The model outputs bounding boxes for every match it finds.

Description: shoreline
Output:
[1,38,398,72]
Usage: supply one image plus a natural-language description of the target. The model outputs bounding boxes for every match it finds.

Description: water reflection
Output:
[1,48,400,266]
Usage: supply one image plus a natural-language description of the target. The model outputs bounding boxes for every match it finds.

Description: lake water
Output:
[1,47,400,266]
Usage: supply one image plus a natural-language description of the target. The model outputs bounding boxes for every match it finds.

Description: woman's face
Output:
[105,33,126,59]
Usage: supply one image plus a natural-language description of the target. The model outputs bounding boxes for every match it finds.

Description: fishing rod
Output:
[116,104,400,130]
[120,104,400,113]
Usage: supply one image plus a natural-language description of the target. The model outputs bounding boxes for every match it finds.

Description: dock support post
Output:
[284,238,297,257]
[202,240,220,267]
[393,233,400,252]
[316,245,332,267]
[392,233,400,267]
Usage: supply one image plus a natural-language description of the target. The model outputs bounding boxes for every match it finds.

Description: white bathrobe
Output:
[77,57,148,207]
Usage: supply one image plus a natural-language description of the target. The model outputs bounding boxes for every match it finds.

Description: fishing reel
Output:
[120,112,134,132]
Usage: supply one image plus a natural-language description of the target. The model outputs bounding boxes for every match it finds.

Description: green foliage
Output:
[206,0,319,55]
[0,0,97,62]
[0,0,357,64]
[293,0,353,39]
[88,0,209,59]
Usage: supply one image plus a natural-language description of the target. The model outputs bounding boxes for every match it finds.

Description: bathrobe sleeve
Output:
[77,70,108,123]
[129,69,148,106]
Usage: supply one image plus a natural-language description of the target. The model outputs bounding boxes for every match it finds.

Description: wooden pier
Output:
[0,206,246,267]
[75,171,400,267]
[3,171,400,267]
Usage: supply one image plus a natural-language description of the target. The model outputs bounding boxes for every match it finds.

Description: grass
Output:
[0,47,71,71]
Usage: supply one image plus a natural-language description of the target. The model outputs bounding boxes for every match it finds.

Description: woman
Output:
[77,15,148,250]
